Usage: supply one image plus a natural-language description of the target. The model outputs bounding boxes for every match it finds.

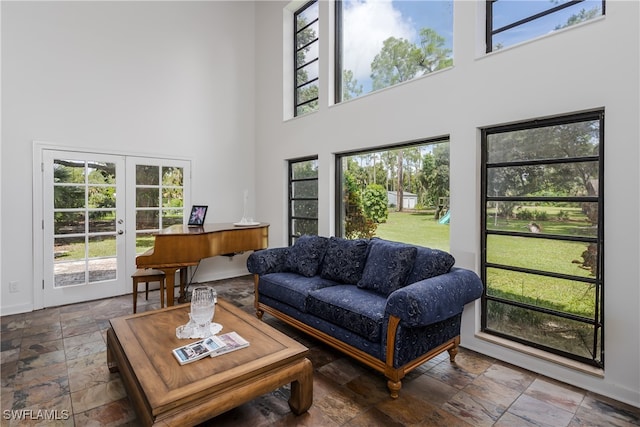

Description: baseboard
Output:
[0,302,35,316]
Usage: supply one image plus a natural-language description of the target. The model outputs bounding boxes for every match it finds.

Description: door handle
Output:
[117,230,124,235]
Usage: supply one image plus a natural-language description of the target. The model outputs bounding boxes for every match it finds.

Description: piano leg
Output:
[162,267,180,307]
[178,268,188,303]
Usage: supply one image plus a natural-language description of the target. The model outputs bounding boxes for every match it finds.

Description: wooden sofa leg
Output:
[447,336,461,362]
[447,346,459,362]
[387,379,401,399]
[253,274,264,320]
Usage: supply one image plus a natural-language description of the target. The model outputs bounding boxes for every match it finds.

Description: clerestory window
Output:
[294,1,319,117]
[481,110,604,367]
[335,0,453,102]
[486,0,605,53]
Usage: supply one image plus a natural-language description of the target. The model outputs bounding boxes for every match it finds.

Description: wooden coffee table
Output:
[107,299,313,426]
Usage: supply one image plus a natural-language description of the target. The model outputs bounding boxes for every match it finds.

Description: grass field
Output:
[374,210,450,252]
[374,209,596,319]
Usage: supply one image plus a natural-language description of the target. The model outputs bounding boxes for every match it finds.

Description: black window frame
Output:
[288,156,319,245]
[294,0,319,117]
[334,0,343,104]
[481,110,605,368]
[486,0,606,53]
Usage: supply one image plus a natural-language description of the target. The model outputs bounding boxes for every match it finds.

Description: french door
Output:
[42,150,127,306]
[39,148,191,308]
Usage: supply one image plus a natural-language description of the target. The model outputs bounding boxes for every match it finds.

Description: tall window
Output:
[481,111,604,367]
[289,157,319,244]
[336,138,450,251]
[486,0,605,52]
[294,1,319,116]
[335,0,453,102]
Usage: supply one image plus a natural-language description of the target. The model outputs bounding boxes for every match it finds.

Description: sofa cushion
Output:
[285,235,329,277]
[307,285,386,342]
[357,238,417,296]
[320,237,369,285]
[258,272,338,312]
[405,247,455,285]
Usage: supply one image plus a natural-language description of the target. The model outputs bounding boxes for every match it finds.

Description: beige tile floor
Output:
[2,276,639,426]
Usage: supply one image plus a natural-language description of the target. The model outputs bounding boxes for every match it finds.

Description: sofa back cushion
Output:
[405,246,455,284]
[357,238,417,296]
[320,237,369,284]
[285,235,329,277]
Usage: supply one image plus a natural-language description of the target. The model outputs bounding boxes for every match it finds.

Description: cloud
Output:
[342,0,417,82]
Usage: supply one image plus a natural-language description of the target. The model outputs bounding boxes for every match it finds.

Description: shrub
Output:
[362,184,388,223]
[344,173,377,239]
[515,208,548,221]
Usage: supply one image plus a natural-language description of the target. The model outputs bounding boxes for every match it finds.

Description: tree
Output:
[53,160,116,223]
[555,7,601,30]
[371,37,421,90]
[342,69,363,101]
[396,149,404,211]
[370,28,452,91]
[420,144,450,205]
[161,167,184,208]
[487,121,598,201]
[415,28,453,72]
[420,144,450,217]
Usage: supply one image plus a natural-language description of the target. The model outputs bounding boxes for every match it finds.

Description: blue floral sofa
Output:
[247,235,483,398]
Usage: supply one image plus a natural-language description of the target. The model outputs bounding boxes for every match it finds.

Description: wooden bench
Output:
[132,269,166,313]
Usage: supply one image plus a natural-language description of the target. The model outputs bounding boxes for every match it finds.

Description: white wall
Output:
[253,1,639,408]
[1,1,256,313]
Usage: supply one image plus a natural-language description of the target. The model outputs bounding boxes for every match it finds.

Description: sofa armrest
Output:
[385,267,483,327]
[247,247,290,275]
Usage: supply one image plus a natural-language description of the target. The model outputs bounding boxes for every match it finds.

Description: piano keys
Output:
[136,222,269,306]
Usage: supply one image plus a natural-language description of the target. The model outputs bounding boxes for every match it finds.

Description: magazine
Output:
[210,331,250,357]
[172,336,225,365]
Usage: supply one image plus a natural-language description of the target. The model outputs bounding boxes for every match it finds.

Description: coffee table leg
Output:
[288,358,313,415]
[106,328,119,373]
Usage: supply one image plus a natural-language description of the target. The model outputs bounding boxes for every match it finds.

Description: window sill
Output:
[475,331,604,378]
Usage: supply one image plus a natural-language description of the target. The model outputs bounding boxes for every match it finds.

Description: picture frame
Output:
[188,205,208,226]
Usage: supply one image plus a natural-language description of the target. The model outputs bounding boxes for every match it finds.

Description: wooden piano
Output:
[136,222,269,306]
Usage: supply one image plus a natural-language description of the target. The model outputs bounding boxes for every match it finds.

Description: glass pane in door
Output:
[134,163,185,255]
[52,159,118,287]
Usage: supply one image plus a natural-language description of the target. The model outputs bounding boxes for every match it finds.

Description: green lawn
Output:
[55,234,157,260]
[373,209,595,319]
[374,211,450,252]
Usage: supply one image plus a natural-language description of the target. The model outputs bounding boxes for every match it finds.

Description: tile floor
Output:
[2,275,639,426]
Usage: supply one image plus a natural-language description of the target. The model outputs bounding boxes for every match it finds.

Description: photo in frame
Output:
[188,205,208,226]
